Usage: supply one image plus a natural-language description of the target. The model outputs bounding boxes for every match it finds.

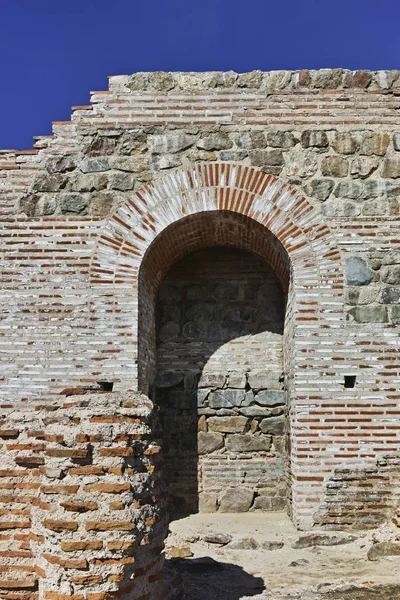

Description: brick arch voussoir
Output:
[90,162,344,297]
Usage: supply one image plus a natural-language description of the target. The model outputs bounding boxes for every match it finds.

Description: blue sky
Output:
[1,0,399,149]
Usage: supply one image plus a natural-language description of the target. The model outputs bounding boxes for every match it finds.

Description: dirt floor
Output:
[162,513,400,599]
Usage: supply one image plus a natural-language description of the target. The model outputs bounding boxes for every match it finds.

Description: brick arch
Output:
[88,162,344,529]
[90,162,343,294]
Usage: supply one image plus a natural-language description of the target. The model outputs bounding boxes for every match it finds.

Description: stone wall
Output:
[1,69,400,535]
[0,392,168,600]
[155,247,286,515]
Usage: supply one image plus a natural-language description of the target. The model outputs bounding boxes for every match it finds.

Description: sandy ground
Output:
[163,513,400,599]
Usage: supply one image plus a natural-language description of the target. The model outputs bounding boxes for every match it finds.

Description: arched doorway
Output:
[138,211,292,517]
[91,162,344,529]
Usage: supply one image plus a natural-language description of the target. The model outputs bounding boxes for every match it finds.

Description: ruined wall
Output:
[0,392,169,600]
[156,247,286,515]
[1,69,400,539]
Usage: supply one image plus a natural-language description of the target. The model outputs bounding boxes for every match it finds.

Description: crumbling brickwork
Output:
[1,68,400,597]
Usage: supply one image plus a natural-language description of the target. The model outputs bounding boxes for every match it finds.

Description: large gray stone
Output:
[255,390,286,407]
[209,390,245,409]
[351,157,379,178]
[285,147,317,178]
[259,416,285,435]
[32,174,67,192]
[60,194,89,215]
[198,432,224,455]
[110,156,150,172]
[334,181,362,200]
[249,149,284,174]
[73,174,108,192]
[198,371,226,389]
[381,265,400,284]
[80,158,110,173]
[197,134,233,151]
[46,156,76,173]
[322,200,361,217]
[321,156,348,177]
[346,286,380,306]
[248,370,281,390]
[393,133,400,151]
[332,133,358,155]
[267,131,296,148]
[19,195,56,217]
[118,131,147,155]
[219,488,254,512]
[359,132,389,156]
[108,172,135,191]
[346,257,373,286]
[300,130,329,149]
[308,179,334,201]
[151,133,195,154]
[84,136,116,156]
[383,158,400,178]
[391,305,400,324]
[152,154,182,170]
[379,287,400,304]
[225,434,271,452]
[236,131,266,149]
[348,306,388,323]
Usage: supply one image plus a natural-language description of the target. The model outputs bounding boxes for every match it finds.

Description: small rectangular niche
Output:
[344,375,356,389]
[97,381,114,392]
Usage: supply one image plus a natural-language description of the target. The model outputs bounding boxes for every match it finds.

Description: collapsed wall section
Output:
[0,392,169,600]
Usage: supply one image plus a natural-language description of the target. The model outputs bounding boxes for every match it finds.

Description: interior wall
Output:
[156,246,287,515]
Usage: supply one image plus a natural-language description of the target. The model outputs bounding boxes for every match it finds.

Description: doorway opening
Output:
[138,211,293,519]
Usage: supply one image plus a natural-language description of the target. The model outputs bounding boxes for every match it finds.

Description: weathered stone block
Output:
[393,133,400,151]
[249,149,284,174]
[351,157,379,178]
[322,200,360,217]
[267,131,296,148]
[151,133,195,154]
[109,172,135,191]
[236,131,266,149]
[348,306,388,323]
[197,134,232,151]
[259,416,285,435]
[90,191,114,217]
[199,492,218,513]
[300,130,329,149]
[198,432,224,454]
[209,390,245,409]
[248,370,281,390]
[346,257,373,286]
[60,194,89,215]
[332,132,358,154]
[208,416,248,433]
[32,174,67,192]
[255,390,286,407]
[308,179,334,201]
[80,158,110,173]
[360,132,389,156]
[237,70,263,88]
[381,265,400,284]
[219,488,254,512]
[285,147,317,177]
[383,158,400,178]
[225,434,271,452]
[19,195,56,216]
[334,181,362,199]
[321,156,348,177]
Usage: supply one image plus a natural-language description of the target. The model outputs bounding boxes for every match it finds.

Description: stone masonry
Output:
[2,69,400,598]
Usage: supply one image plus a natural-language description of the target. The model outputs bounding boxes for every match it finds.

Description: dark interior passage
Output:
[155,246,287,518]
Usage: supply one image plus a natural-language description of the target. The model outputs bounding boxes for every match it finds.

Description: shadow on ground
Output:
[163,556,266,600]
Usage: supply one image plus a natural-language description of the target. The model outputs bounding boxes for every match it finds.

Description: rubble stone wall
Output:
[156,246,286,515]
[1,70,400,539]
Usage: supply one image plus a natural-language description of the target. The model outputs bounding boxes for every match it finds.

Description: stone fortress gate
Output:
[1,69,400,599]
